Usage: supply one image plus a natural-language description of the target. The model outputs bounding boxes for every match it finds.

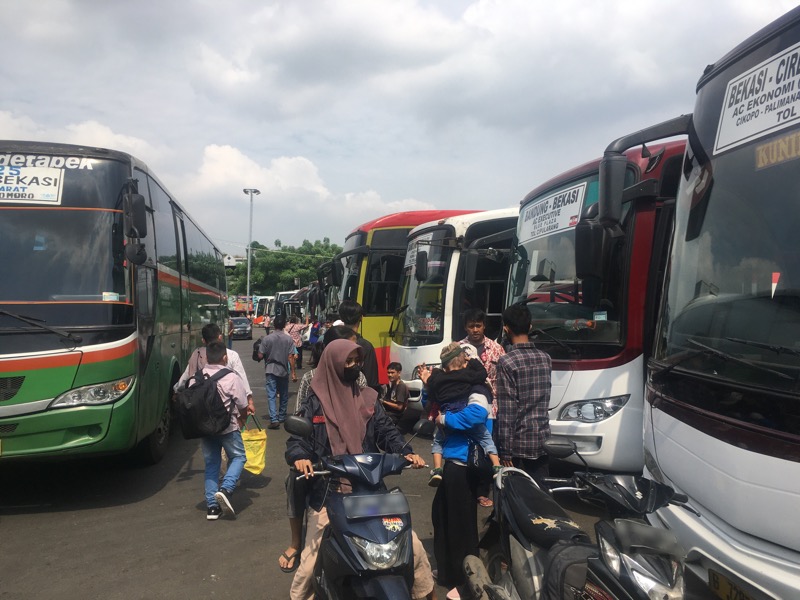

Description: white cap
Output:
[332,319,344,327]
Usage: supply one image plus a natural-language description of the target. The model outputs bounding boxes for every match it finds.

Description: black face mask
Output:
[342,365,361,383]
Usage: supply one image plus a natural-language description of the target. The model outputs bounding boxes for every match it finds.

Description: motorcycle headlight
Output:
[50,376,134,408]
[558,394,630,422]
[632,565,684,600]
[598,534,621,577]
[350,533,407,569]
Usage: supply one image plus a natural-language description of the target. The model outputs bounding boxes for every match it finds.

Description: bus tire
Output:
[135,403,171,465]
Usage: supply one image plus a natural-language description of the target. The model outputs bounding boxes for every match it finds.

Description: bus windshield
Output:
[338,232,366,305]
[391,228,454,347]
[656,132,800,403]
[0,207,131,326]
[508,175,625,354]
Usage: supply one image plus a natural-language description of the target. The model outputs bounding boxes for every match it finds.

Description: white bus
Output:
[389,208,518,407]
[598,8,800,597]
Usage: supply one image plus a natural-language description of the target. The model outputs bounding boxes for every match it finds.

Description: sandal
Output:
[478,496,493,508]
[279,549,299,573]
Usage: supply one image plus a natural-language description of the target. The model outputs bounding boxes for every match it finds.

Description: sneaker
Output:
[428,468,443,487]
[214,488,236,518]
[268,422,280,430]
[207,505,222,520]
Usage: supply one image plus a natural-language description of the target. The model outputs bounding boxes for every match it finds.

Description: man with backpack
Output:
[195,340,252,520]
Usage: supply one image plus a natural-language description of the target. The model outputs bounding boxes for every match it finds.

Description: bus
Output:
[0,140,227,464]
[253,295,274,327]
[321,210,478,384]
[506,140,685,472]
[600,9,800,596]
[390,208,519,403]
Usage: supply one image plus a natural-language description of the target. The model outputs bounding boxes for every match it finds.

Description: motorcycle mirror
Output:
[413,418,435,437]
[543,438,578,459]
[284,415,313,439]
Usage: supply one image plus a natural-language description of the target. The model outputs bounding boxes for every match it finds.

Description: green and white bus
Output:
[0,141,227,464]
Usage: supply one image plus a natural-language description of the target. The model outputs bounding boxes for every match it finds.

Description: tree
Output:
[227,238,342,296]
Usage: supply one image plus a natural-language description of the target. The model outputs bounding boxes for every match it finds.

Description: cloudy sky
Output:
[2,0,796,258]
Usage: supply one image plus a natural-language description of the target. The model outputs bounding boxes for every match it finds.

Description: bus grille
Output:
[0,423,17,434]
[0,376,25,402]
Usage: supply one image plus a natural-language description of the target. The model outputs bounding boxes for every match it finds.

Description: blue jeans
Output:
[266,373,290,423]
[201,430,246,508]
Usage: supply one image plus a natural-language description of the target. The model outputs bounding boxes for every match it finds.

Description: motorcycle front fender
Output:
[350,574,411,599]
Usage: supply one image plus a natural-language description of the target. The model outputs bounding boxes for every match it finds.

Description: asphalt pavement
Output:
[0,337,602,600]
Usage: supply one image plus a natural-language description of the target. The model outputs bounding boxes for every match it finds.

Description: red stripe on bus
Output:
[0,340,136,373]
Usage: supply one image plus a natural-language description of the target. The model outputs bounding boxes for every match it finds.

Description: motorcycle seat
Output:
[502,473,591,549]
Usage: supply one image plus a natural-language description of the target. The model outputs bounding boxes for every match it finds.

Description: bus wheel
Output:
[135,404,171,465]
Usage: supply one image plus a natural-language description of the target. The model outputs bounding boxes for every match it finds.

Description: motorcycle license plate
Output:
[343,493,409,520]
[708,569,754,600]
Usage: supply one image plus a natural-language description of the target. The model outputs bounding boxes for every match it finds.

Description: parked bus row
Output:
[2,7,800,595]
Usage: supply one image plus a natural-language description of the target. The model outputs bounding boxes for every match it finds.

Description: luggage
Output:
[242,415,267,475]
[176,368,234,439]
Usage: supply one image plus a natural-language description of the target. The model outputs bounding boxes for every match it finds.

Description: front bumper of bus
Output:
[646,489,800,600]
[0,386,137,459]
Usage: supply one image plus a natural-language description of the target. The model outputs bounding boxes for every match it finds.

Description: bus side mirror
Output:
[598,153,628,225]
[414,251,428,282]
[464,249,478,290]
[125,243,148,265]
[575,218,609,281]
[332,260,343,287]
[123,193,148,239]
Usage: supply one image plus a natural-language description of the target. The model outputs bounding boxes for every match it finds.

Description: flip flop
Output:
[279,549,299,573]
[478,496,493,508]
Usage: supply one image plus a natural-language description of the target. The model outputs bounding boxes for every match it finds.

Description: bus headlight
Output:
[50,376,134,408]
[558,395,629,423]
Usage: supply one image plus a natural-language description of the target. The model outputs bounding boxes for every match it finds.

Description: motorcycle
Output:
[284,415,434,600]
[464,438,688,600]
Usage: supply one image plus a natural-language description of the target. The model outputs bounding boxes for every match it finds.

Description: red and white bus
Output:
[507,139,686,471]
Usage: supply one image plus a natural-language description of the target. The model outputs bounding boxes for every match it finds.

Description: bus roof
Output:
[346,210,481,237]
[520,140,686,206]
[408,206,519,239]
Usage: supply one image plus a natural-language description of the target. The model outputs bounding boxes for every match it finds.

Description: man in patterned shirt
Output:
[495,304,552,483]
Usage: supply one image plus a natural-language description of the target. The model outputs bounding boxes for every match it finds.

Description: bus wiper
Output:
[531,327,579,356]
[0,310,83,345]
[725,337,800,358]
[687,338,793,381]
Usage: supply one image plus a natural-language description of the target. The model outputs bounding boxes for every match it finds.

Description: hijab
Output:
[310,338,377,455]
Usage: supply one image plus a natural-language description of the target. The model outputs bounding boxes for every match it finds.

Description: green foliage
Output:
[227,238,342,296]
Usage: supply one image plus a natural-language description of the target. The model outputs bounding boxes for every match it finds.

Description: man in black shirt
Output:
[338,300,380,392]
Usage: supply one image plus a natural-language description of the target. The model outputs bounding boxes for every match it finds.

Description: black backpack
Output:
[176,368,234,439]
[252,338,262,362]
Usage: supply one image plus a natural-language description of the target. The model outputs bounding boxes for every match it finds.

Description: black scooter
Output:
[464,438,688,600]
[285,415,433,600]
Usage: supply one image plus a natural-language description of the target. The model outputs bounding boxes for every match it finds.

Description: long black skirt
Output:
[431,461,480,589]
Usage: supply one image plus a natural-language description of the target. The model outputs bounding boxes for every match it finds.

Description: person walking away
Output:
[286,339,436,600]
[460,307,505,507]
[337,299,380,391]
[495,304,552,483]
[174,324,255,414]
[378,362,410,427]
[198,340,253,520]
[258,315,296,429]
[286,315,309,369]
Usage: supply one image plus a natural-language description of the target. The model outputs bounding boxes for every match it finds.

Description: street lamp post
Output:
[243,188,261,314]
